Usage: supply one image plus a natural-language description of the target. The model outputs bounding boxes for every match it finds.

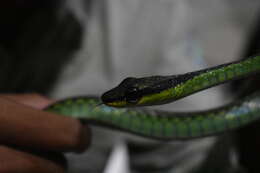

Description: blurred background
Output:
[2,0,260,172]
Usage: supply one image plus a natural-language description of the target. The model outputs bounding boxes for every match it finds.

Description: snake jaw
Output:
[105,100,128,107]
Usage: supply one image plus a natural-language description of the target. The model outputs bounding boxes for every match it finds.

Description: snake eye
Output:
[125,87,140,104]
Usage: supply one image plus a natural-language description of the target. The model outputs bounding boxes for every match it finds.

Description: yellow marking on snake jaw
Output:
[106,101,127,107]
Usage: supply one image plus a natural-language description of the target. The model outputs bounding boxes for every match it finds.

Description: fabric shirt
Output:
[51,1,260,173]
[1,1,259,173]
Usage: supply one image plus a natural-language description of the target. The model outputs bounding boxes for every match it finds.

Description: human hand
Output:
[0,94,91,173]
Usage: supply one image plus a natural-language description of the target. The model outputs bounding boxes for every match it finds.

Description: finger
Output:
[0,145,65,173]
[0,97,91,153]
[0,93,54,109]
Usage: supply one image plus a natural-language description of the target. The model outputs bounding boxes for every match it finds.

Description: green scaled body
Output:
[177,55,260,100]
[46,92,260,140]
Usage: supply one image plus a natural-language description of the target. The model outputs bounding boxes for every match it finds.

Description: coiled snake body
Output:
[46,56,260,140]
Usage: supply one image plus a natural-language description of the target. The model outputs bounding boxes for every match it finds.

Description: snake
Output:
[46,55,260,140]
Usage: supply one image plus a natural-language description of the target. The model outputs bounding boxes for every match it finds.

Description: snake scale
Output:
[46,56,260,140]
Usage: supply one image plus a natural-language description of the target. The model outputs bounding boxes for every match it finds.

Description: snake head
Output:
[101,76,171,107]
[101,77,141,107]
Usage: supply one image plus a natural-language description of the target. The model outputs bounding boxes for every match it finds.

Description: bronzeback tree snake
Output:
[46,56,260,140]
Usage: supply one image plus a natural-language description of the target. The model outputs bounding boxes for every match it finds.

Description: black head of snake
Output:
[101,75,189,107]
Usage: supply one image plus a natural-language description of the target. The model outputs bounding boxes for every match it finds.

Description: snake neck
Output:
[137,56,260,106]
